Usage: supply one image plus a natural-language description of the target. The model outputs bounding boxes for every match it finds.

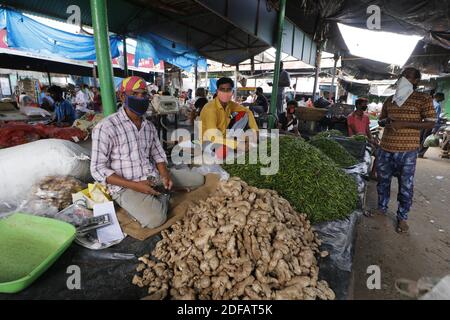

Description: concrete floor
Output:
[351,147,450,299]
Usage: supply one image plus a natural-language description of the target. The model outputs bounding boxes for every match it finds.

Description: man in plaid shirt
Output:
[91,76,204,229]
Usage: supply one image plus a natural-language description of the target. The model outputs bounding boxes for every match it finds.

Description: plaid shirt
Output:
[91,107,167,195]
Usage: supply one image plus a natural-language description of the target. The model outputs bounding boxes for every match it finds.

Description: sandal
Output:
[396,220,409,233]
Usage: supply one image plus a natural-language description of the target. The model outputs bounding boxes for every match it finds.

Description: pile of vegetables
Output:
[223,136,358,224]
[133,178,335,300]
[311,130,344,141]
[351,135,368,142]
[309,137,359,168]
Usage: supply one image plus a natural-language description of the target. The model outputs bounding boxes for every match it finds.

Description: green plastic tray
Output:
[0,213,76,294]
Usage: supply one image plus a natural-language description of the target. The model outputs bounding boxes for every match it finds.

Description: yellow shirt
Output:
[199,98,259,148]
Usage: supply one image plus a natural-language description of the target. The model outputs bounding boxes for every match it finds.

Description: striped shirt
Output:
[91,107,167,195]
[380,92,436,153]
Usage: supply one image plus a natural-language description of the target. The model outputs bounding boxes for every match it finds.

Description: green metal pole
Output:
[268,0,287,129]
[90,0,117,116]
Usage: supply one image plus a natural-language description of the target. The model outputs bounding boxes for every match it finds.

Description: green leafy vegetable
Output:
[223,136,358,224]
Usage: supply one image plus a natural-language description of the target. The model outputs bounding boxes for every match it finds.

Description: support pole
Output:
[90,0,116,116]
[194,62,198,92]
[268,0,286,129]
[92,65,98,88]
[205,63,208,90]
[235,64,239,100]
[47,71,52,86]
[329,53,338,101]
[295,76,298,99]
[312,46,322,102]
[123,35,128,77]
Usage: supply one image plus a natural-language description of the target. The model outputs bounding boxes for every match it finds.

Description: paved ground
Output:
[351,147,450,299]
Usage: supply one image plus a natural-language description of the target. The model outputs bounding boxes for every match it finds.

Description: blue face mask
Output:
[126,95,149,116]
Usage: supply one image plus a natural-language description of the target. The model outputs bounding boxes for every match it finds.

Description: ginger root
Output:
[133,178,334,300]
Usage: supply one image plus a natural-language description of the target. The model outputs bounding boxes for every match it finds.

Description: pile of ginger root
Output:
[133,177,335,300]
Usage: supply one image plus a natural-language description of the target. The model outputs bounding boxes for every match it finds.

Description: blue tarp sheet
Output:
[3,9,120,61]
[135,33,207,72]
[0,9,6,30]
[209,78,218,93]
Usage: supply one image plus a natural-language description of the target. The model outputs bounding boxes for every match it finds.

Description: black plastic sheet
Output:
[0,236,161,300]
[315,149,372,300]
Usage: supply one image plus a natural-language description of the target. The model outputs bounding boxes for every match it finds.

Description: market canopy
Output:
[0,8,120,61]
[284,0,450,76]
[0,0,276,65]
[0,7,206,72]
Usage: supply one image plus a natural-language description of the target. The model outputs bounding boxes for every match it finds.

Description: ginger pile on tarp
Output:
[133,178,335,300]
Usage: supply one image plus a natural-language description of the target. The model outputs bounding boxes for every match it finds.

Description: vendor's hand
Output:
[132,180,161,195]
[160,174,173,191]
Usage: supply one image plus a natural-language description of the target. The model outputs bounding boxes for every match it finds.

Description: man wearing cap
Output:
[91,76,204,230]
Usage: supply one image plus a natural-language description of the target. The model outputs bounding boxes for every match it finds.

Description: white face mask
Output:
[393,77,414,107]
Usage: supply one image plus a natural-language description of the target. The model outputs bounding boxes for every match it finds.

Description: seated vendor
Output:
[48,85,76,126]
[200,77,259,159]
[249,87,269,116]
[91,76,205,229]
[277,100,300,136]
[347,98,373,141]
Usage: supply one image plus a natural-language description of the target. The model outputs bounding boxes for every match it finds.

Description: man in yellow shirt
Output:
[200,77,259,159]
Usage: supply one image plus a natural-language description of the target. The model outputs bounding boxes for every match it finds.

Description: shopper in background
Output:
[277,100,299,136]
[40,87,55,112]
[48,85,76,126]
[194,87,209,115]
[92,87,102,113]
[250,87,269,117]
[418,92,445,158]
[74,85,90,119]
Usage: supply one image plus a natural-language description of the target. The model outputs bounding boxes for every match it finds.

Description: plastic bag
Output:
[191,164,230,181]
[0,139,92,206]
[314,211,362,272]
[30,176,87,211]
[54,201,93,227]
[19,106,51,117]
[424,134,439,148]
[72,183,112,209]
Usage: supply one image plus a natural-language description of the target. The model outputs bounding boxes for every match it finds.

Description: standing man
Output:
[91,76,204,229]
[74,85,89,119]
[369,68,437,233]
[270,61,291,116]
[347,98,374,140]
[418,92,445,158]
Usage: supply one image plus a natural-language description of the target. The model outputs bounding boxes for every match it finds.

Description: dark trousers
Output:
[376,149,418,221]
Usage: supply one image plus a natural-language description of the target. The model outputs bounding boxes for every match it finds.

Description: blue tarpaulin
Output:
[3,9,120,61]
[0,9,6,30]
[209,79,218,94]
[135,33,207,72]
